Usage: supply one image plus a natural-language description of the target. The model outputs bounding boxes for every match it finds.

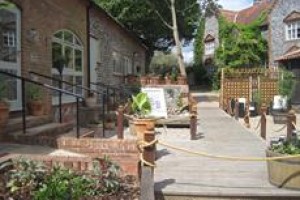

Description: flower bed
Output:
[0,156,139,200]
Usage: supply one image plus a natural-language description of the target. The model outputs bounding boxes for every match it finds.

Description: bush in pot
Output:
[278,68,296,111]
[27,83,44,116]
[131,92,155,140]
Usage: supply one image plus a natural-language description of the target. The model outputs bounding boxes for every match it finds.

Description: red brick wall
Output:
[57,138,139,176]
[9,0,89,114]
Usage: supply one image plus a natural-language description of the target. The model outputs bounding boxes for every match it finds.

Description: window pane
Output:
[75,76,83,95]
[64,46,74,69]
[63,75,73,93]
[52,74,61,96]
[75,49,82,72]
[64,31,73,43]
[0,70,17,101]
[54,31,63,39]
[0,10,17,62]
[52,42,63,71]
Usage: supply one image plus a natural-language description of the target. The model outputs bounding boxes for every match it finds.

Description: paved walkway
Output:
[154,93,300,198]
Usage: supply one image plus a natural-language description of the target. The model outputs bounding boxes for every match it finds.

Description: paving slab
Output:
[154,93,300,198]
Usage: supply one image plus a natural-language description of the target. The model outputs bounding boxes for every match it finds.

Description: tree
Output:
[94,0,216,76]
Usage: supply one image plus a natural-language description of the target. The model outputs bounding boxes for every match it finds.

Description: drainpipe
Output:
[86,2,91,92]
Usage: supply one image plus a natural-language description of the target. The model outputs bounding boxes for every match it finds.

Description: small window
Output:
[205,41,215,55]
[286,21,300,40]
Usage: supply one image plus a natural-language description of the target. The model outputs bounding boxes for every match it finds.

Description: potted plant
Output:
[0,80,9,139]
[27,83,44,116]
[272,69,295,123]
[278,68,295,111]
[267,132,300,189]
[250,90,262,116]
[131,92,155,140]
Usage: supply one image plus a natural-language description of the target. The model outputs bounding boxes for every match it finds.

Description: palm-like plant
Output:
[131,92,152,118]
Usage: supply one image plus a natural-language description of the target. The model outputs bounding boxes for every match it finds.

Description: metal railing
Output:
[0,70,84,138]
[29,71,108,136]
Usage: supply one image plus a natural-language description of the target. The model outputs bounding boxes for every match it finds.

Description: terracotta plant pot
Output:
[140,76,149,86]
[165,77,172,85]
[0,101,9,140]
[27,100,44,116]
[133,118,155,140]
[149,76,160,85]
[177,76,187,85]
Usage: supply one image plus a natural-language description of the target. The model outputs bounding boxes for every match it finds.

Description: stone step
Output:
[155,194,300,200]
[8,122,73,147]
[5,115,52,134]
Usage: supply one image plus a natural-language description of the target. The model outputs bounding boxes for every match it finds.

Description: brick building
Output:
[0,0,147,115]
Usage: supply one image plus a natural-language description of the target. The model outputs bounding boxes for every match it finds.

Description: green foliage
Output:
[150,51,178,75]
[27,83,42,101]
[131,92,152,117]
[94,0,200,51]
[5,156,123,199]
[90,156,121,195]
[271,138,300,155]
[6,158,46,197]
[0,1,16,9]
[194,18,205,65]
[278,68,296,100]
[34,166,93,200]
[215,14,268,68]
[252,90,262,106]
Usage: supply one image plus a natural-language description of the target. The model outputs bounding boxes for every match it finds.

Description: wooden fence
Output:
[220,68,279,109]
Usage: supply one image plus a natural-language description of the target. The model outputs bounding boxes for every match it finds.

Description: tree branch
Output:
[144,0,174,30]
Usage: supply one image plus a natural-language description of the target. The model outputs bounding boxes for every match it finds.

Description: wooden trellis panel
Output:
[221,68,279,110]
[260,79,278,105]
[223,78,250,106]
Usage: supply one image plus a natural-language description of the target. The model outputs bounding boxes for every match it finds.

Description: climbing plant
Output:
[215,13,268,69]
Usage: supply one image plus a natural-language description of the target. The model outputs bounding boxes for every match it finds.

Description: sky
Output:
[182,0,254,63]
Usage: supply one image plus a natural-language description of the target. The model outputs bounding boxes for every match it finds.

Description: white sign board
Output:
[142,88,168,118]
[273,95,287,110]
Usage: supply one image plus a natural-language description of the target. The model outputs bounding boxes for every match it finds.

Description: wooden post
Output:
[260,104,267,140]
[190,110,197,140]
[117,105,124,139]
[227,98,232,115]
[143,126,156,167]
[140,124,156,200]
[287,110,296,142]
[235,99,239,120]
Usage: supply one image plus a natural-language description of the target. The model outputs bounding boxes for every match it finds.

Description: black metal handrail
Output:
[29,71,106,96]
[29,71,107,136]
[0,70,83,138]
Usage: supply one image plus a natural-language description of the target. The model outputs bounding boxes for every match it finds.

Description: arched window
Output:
[52,30,83,98]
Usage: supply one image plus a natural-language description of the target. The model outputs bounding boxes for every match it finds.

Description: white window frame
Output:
[205,41,215,56]
[52,30,84,104]
[285,21,300,41]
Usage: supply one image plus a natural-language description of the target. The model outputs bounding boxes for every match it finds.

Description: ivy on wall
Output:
[215,13,268,68]
[193,18,209,84]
